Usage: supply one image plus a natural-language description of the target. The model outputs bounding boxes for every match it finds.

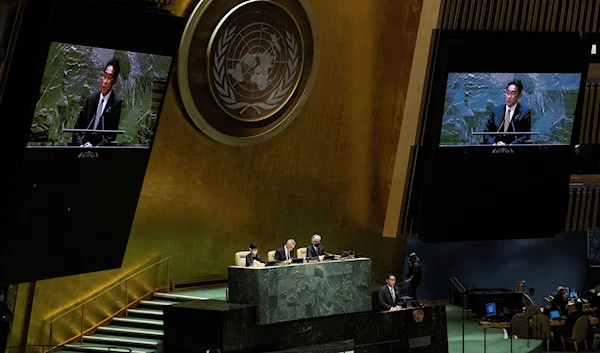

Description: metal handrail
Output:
[49,256,171,324]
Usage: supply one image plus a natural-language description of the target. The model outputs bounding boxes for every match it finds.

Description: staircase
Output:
[60,292,204,353]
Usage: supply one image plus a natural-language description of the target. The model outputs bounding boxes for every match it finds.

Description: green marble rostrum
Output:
[228,258,373,325]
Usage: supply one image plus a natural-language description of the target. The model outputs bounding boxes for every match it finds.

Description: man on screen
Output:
[73,58,123,147]
[483,80,532,145]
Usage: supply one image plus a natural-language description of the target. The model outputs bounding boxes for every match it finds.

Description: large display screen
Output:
[27,42,173,148]
[440,72,582,146]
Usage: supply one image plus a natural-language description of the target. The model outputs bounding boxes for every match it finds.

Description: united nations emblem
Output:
[178,0,318,146]
[413,308,424,323]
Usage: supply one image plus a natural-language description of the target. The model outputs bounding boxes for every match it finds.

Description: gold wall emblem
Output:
[178,0,318,146]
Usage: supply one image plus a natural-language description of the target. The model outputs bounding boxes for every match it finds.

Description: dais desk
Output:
[228,257,372,325]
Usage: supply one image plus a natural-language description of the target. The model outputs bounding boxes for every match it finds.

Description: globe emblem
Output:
[208,2,303,122]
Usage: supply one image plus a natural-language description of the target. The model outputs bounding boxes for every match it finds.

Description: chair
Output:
[297,247,307,259]
[530,314,551,351]
[234,251,250,267]
[524,304,540,318]
[567,302,576,314]
[564,315,590,351]
[268,250,276,262]
[510,313,530,339]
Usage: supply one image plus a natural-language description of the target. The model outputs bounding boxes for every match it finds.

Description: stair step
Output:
[138,300,178,307]
[84,334,161,348]
[152,292,209,301]
[126,308,163,319]
[98,326,163,337]
[111,317,163,328]
[65,342,156,353]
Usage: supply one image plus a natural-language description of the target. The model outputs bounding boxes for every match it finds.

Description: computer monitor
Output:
[570,292,578,298]
[485,302,497,317]
[549,310,560,319]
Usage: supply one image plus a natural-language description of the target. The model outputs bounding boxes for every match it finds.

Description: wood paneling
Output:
[566,185,600,231]
[440,0,600,32]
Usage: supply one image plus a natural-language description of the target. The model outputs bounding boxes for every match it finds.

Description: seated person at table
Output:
[246,243,265,267]
[274,239,296,264]
[554,286,569,314]
[586,290,598,314]
[307,234,329,261]
[544,296,561,317]
[378,273,404,312]
[556,301,586,340]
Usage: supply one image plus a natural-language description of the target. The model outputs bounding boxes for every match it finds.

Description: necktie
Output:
[93,98,104,130]
[390,287,396,302]
[504,108,511,132]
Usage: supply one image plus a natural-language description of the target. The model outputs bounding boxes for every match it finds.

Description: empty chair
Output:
[564,315,590,351]
[296,247,307,259]
[268,250,276,262]
[524,304,540,317]
[510,313,530,339]
[234,251,250,267]
[530,314,551,351]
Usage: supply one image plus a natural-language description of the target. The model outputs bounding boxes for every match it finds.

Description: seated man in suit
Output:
[306,234,329,261]
[73,58,123,147]
[556,300,586,341]
[274,239,296,264]
[246,243,265,267]
[378,273,404,312]
[483,80,532,145]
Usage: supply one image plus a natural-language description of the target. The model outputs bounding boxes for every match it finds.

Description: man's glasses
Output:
[505,90,519,97]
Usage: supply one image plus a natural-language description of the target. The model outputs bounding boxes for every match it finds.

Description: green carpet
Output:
[176,286,227,301]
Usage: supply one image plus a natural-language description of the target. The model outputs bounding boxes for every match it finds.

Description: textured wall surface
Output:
[15,0,423,346]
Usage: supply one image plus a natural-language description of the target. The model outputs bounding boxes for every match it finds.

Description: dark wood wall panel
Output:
[566,186,600,231]
[440,0,600,32]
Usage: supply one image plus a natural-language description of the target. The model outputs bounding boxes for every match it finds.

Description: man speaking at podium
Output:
[483,80,531,145]
[73,58,123,147]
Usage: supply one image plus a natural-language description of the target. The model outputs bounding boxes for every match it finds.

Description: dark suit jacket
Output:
[306,244,328,260]
[378,285,403,311]
[274,246,293,262]
[483,103,532,145]
[245,253,263,267]
[73,91,123,146]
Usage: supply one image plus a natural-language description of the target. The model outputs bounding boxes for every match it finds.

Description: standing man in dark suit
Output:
[274,239,296,264]
[483,80,532,145]
[406,252,422,308]
[73,58,123,147]
[378,273,403,312]
[306,234,328,261]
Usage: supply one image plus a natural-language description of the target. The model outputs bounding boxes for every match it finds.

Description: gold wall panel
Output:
[16,0,424,346]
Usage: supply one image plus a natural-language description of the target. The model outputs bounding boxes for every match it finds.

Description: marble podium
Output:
[228,257,372,324]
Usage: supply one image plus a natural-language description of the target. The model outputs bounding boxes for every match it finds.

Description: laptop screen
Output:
[570,292,578,298]
[549,310,560,319]
[485,302,497,316]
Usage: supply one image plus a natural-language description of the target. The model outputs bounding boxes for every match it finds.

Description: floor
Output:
[176,287,555,353]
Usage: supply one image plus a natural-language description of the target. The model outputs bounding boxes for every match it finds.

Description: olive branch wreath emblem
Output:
[212,26,299,115]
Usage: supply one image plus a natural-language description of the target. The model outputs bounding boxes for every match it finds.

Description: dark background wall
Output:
[405,232,589,306]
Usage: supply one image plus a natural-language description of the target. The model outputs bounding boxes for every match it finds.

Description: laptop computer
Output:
[549,310,560,320]
[570,292,578,298]
[292,258,304,264]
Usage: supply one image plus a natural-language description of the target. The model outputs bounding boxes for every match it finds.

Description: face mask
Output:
[251,250,258,255]
[314,243,320,247]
